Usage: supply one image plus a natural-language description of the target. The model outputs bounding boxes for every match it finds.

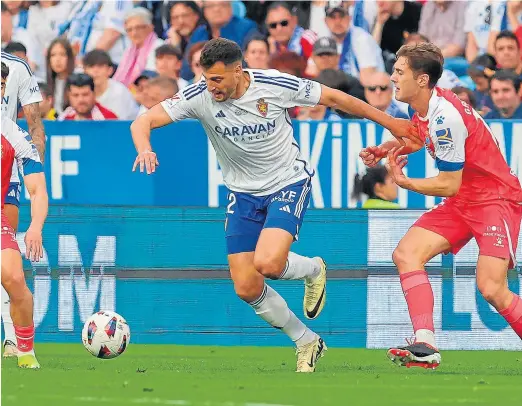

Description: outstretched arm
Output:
[24,172,48,262]
[319,85,418,142]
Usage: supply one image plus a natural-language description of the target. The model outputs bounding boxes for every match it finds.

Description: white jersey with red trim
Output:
[412,87,522,203]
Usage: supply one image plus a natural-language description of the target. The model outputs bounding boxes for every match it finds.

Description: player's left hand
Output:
[385,147,409,187]
[132,150,159,175]
[25,226,43,263]
[388,118,422,147]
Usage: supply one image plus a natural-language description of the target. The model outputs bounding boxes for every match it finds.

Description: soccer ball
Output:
[82,311,130,359]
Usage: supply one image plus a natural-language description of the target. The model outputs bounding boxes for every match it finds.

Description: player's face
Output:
[203,61,242,102]
[1,77,6,100]
[391,56,427,103]
[68,85,96,115]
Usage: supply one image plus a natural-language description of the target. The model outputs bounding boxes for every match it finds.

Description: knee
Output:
[253,254,285,279]
[477,278,506,307]
[233,278,264,303]
[392,244,426,271]
[3,271,27,298]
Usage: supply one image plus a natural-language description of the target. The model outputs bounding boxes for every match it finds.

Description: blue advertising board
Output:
[18,119,522,209]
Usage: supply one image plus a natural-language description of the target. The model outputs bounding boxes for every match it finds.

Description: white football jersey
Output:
[1,51,43,184]
[160,69,322,196]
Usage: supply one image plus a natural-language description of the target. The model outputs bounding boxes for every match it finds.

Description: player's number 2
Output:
[227,193,236,214]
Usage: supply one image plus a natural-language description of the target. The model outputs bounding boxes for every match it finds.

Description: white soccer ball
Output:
[81,311,131,359]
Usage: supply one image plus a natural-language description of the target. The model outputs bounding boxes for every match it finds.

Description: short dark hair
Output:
[147,76,179,95]
[352,165,389,200]
[1,2,9,13]
[83,50,112,67]
[396,42,444,88]
[495,30,520,49]
[266,1,295,16]
[452,86,477,109]
[1,62,9,80]
[4,42,27,55]
[66,73,95,91]
[200,38,243,70]
[490,69,521,92]
[155,44,182,59]
[244,35,269,53]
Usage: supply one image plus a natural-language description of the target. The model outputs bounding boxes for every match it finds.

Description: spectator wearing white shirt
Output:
[113,7,164,87]
[155,44,189,90]
[488,1,522,54]
[83,50,139,120]
[324,4,384,84]
[465,0,505,62]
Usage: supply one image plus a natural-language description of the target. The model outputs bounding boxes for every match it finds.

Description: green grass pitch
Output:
[2,344,522,406]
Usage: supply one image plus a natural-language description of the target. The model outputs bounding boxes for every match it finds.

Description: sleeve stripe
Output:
[183,83,206,98]
[185,85,207,100]
[435,158,464,172]
[1,52,32,75]
[253,72,299,86]
[254,79,299,91]
[21,159,43,176]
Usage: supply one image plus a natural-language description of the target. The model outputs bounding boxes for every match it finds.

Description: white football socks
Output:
[1,286,16,343]
[249,284,317,347]
[415,329,436,347]
[278,252,320,281]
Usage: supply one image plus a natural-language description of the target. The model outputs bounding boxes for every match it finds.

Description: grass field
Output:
[2,344,522,406]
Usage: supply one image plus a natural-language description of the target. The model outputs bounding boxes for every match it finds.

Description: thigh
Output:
[263,177,312,242]
[396,226,453,268]
[466,201,522,269]
[413,199,474,255]
[225,191,266,255]
[1,212,19,252]
[476,255,510,289]
[1,248,23,289]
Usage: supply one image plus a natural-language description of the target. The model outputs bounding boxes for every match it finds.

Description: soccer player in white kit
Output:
[131,38,414,372]
[1,51,46,357]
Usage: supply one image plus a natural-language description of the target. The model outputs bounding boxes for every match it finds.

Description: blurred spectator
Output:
[46,38,75,115]
[467,53,497,115]
[489,1,522,53]
[465,1,505,62]
[352,165,400,209]
[187,41,206,83]
[297,102,341,121]
[3,41,27,62]
[484,69,522,119]
[418,1,466,58]
[58,73,117,121]
[1,2,44,79]
[133,70,158,107]
[244,1,312,34]
[452,86,477,109]
[314,69,366,118]
[167,1,203,54]
[137,76,178,115]
[27,1,73,63]
[311,37,339,73]
[244,36,270,70]
[113,8,164,87]
[269,51,306,77]
[372,0,422,56]
[181,0,257,80]
[403,33,463,89]
[59,0,133,66]
[3,1,29,29]
[36,82,57,120]
[155,44,189,89]
[493,30,522,74]
[83,50,139,120]
[265,2,316,65]
[323,6,384,83]
[364,71,409,119]
[137,0,169,38]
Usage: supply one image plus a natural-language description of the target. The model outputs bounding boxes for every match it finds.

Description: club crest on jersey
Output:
[435,128,453,145]
[257,98,268,117]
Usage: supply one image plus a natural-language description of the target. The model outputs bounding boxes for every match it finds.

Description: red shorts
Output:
[1,211,19,252]
[414,199,522,268]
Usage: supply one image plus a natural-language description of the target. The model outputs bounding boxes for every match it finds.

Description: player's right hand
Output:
[25,226,43,263]
[132,150,159,175]
[359,146,388,167]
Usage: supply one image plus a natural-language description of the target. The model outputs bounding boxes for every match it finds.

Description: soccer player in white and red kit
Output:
[1,62,48,368]
[360,43,522,368]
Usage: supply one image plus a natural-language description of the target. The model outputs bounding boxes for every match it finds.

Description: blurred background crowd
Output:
[2,0,522,122]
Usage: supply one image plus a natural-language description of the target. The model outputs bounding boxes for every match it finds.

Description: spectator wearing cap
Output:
[155,44,189,89]
[36,82,57,120]
[83,50,139,120]
[494,30,522,75]
[265,2,317,66]
[372,1,422,56]
[167,1,203,54]
[58,73,117,121]
[324,6,384,84]
[244,36,270,70]
[181,1,257,80]
[465,1,505,63]
[113,8,164,87]
[452,86,477,110]
[485,69,522,119]
[133,70,158,107]
[137,76,179,116]
[364,72,409,119]
[467,54,496,116]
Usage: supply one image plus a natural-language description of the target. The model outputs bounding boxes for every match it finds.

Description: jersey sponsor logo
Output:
[29,86,40,94]
[435,128,453,146]
[214,119,276,139]
[304,80,312,99]
[256,98,268,117]
[2,96,8,104]
[272,190,297,204]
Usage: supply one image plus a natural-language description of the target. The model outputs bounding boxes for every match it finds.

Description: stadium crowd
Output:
[2,0,522,122]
